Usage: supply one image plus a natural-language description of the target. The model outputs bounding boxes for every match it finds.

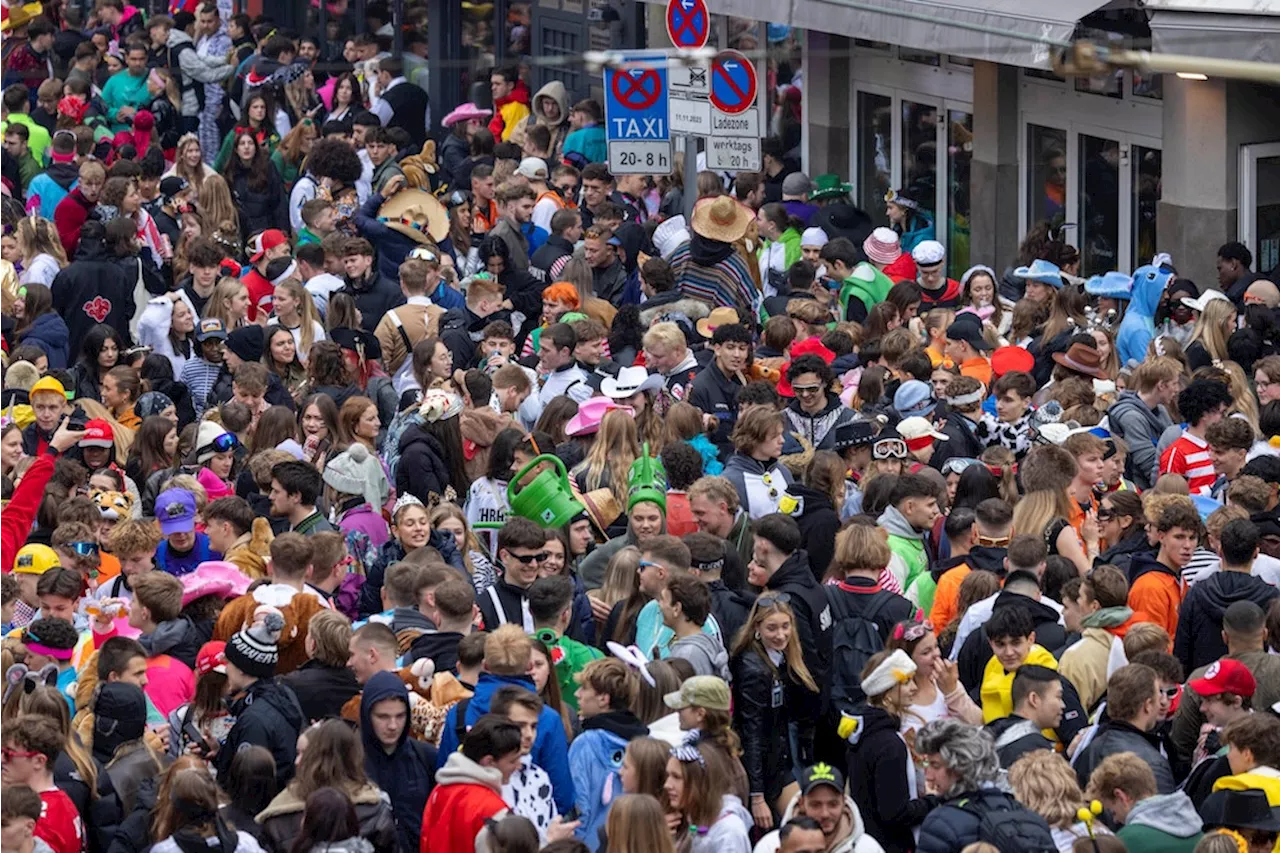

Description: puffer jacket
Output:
[1174,571,1279,672]
[1108,391,1174,491]
[915,788,1053,853]
[256,783,397,853]
[731,647,812,802]
[17,311,71,370]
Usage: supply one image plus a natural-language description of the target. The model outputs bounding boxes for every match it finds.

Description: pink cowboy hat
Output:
[181,561,252,608]
[564,397,633,438]
[442,102,493,128]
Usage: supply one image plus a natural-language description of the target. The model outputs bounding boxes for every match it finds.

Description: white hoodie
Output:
[753,791,886,853]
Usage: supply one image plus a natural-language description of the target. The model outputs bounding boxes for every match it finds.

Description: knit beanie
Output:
[92,682,148,764]
[195,421,232,464]
[226,325,266,363]
[322,443,390,513]
[225,605,285,679]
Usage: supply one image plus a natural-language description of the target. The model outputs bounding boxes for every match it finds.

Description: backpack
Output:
[954,791,1056,853]
[827,590,890,713]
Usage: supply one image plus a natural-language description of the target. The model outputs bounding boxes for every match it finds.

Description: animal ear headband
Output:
[2,663,59,705]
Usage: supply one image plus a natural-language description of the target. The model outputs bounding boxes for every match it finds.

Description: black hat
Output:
[92,682,147,764]
[159,175,189,202]
[946,314,992,351]
[1200,789,1280,833]
[799,763,845,796]
[331,327,382,361]
[833,420,876,452]
[225,607,285,679]
[225,325,266,363]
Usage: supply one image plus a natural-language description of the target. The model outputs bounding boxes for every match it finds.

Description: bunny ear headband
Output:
[2,663,59,705]
[606,641,657,688]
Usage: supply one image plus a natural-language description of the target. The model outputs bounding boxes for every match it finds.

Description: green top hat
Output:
[626,443,667,514]
[810,174,853,201]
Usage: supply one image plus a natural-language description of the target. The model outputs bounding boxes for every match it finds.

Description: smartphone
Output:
[67,407,89,431]
[183,721,213,755]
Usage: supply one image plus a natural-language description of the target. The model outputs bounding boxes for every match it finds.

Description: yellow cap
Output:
[13,544,60,575]
[29,376,66,400]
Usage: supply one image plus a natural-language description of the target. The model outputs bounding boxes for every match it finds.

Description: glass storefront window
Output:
[1132,146,1162,268]
[1255,154,1280,273]
[504,2,531,58]
[948,109,973,279]
[1027,124,1067,228]
[1079,134,1121,275]
[462,5,496,97]
[1132,71,1163,99]
[901,100,938,223]
[857,92,893,228]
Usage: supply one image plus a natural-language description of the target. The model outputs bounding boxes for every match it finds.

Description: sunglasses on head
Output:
[756,592,791,608]
[507,551,549,565]
[941,457,980,476]
[409,247,438,262]
[892,620,934,642]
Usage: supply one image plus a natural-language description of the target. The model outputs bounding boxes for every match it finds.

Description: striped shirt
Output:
[1160,431,1216,494]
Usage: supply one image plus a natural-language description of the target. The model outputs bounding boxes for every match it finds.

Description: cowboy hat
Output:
[1012,258,1065,288]
[441,102,492,127]
[695,306,743,339]
[810,174,853,201]
[564,397,633,437]
[1084,271,1133,300]
[1052,342,1110,380]
[1181,289,1232,313]
[377,188,449,245]
[691,196,752,244]
[601,367,664,400]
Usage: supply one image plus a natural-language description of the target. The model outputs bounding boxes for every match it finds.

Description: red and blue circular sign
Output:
[665,0,709,49]
[610,67,663,110]
[709,50,758,115]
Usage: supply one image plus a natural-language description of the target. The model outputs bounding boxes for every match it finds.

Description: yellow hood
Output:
[1213,767,1280,806]
[980,644,1058,723]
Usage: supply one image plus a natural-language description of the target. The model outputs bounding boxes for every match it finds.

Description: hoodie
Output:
[213,677,305,787]
[420,752,509,853]
[1116,791,1204,853]
[846,703,937,853]
[17,311,71,370]
[1174,571,1279,672]
[878,505,930,596]
[1116,266,1170,367]
[569,710,649,851]
[516,80,570,155]
[25,162,80,220]
[723,452,794,519]
[692,795,753,853]
[753,791,886,853]
[489,79,532,142]
[49,233,137,349]
[669,631,730,680]
[361,672,437,853]
[1126,553,1184,639]
[436,673,575,815]
[166,28,235,117]
[1108,391,1175,491]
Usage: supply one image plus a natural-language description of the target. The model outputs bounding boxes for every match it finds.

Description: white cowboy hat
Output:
[600,366,665,400]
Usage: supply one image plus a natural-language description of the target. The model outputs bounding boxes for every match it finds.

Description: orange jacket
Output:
[931,563,972,634]
[1126,557,1184,639]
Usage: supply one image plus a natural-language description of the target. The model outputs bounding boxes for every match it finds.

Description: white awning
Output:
[1148,8,1280,64]
[645,0,1111,68]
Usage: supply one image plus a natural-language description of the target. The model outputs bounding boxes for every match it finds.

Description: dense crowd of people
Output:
[4,5,1280,853]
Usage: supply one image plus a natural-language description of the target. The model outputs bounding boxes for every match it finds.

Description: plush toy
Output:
[397,657,472,746]
[90,488,135,521]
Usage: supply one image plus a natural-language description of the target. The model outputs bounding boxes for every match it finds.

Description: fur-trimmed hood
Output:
[639,296,711,328]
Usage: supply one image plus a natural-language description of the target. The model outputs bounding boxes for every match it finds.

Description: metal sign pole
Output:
[683,138,698,220]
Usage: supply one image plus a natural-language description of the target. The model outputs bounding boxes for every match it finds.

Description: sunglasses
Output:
[507,551,549,565]
[1096,509,1114,521]
[756,592,792,608]
[66,541,100,557]
[409,247,438,262]
[791,384,823,396]
[1,747,40,762]
[1160,686,1180,700]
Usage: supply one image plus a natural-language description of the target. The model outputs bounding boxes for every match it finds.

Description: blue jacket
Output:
[155,533,216,577]
[568,710,649,851]
[436,672,575,814]
[1117,265,1172,368]
[361,671,437,853]
[562,125,606,164]
[18,312,70,370]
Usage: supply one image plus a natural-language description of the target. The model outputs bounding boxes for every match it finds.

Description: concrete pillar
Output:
[1158,76,1233,287]
[803,31,849,178]
[968,61,1021,271]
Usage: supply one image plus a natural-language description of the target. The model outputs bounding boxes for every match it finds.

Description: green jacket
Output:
[535,627,602,711]
[100,70,153,132]
[838,261,894,321]
[879,504,929,596]
[776,227,802,269]
[1117,824,1202,853]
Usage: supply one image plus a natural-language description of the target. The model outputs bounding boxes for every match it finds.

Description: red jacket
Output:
[242,268,274,322]
[2,453,54,573]
[54,188,96,257]
[420,753,509,853]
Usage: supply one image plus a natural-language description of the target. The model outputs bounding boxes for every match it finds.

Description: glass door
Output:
[1240,142,1280,277]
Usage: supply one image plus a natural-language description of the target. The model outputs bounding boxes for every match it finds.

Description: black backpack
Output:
[955,791,1056,853]
[827,589,890,713]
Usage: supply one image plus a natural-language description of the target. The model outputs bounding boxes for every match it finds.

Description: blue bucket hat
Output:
[893,380,937,419]
[1012,258,1064,289]
[1085,271,1133,301]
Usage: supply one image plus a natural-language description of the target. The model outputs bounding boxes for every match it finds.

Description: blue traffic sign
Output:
[709,49,758,115]
[666,0,709,50]
[604,52,671,143]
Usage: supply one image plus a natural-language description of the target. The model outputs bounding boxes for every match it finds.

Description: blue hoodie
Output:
[18,312,71,370]
[569,710,650,851]
[436,672,575,814]
[1117,265,1173,368]
[361,672,437,853]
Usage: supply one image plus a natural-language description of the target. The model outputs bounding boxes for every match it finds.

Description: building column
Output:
[1158,77,1233,286]
[803,31,849,178]
[968,61,1020,271]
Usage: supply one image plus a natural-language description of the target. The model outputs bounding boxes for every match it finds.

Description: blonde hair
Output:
[274,279,321,356]
[573,408,639,504]
[1012,490,1074,546]
[197,174,240,251]
[1142,492,1195,525]
[1121,622,1171,659]
[1007,750,1087,828]
[483,624,532,675]
[75,399,135,458]
[207,278,249,331]
[1188,299,1237,364]
[642,321,686,353]
[730,598,817,692]
[1130,356,1183,394]
[15,218,68,269]
[829,524,891,581]
[171,134,209,199]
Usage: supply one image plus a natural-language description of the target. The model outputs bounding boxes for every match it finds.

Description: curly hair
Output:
[305,138,363,185]
[1007,750,1087,828]
[913,718,1000,796]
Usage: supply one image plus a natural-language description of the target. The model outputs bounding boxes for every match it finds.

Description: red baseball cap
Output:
[248,229,288,263]
[78,418,115,448]
[196,641,227,676]
[990,345,1034,378]
[1189,658,1256,698]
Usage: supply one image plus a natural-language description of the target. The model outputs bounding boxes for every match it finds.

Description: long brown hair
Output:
[150,756,209,840]
[530,638,573,741]
[289,719,369,800]
[606,794,676,853]
[730,598,817,693]
[623,738,672,801]
[668,744,731,828]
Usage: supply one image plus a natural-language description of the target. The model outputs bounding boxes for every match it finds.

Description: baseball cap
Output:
[663,675,731,711]
[159,175,189,202]
[782,172,814,197]
[155,488,197,535]
[898,416,947,452]
[79,418,114,448]
[893,380,937,418]
[799,762,845,796]
[515,157,549,181]
[248,229,288,263]
[196,318,228,342]
[13,544,60,575]
[946,315,992,351]
[29,376,66,400]
[196,641,227,676]
[1189,658,1256,698]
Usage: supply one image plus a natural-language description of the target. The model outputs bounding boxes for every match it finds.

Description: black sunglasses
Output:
[507,551,549,565]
